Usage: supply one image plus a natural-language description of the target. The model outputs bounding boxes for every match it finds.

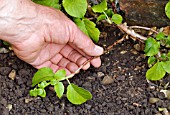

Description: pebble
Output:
[85,104,92,110]
[6,104,12,111]
[25,98,34,103]
[97,72,104,78]
[0,48,9,53]
[116,75,125,81]
[120,50,127,54]
[149,97,160,104]
[82,82,92,87]
[101,75,114,85]
[134,44,141,51]
[8,70,16,80]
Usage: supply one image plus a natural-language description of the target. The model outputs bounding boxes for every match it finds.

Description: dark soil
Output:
[0,26,170,115]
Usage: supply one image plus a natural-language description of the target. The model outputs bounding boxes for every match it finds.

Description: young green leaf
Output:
[165,1,170,19]
[67,83,92,105]
[148,56,156,65]
[160,61,170,73]
[105,9,114,17]
[3,41,10,46]
[32,67,54,87]
[38,81,49,88]
[32,0,61,9]
[166,35,170,45]
[111,14,123,24]
[29,88,38,97]
[156,32,165,40]
[54,69,66,81]
[167,52,170,59]
[74,18,100,42]
[37,88,46,97]
[92,0,107,13]
[144,37,160,56]
[54,82,64,98]
[50,79,58,85]
[97,14,107,22]
[62,0,87,18]
[146,62,166,80]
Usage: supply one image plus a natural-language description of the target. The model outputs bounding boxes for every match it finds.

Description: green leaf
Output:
[92,0,107,13]
[29,88,38,97]
[105,9,114,17]
[167,52,170,59]
[166,35,170,45]
[97,14,106,22]
[54,69,66,81]
[144,37,160,56]
[156,32,165,40]
[165,1,170,19]
[146,62,166,80]
[111,14,123,24]
[54,82,64,98]
[148,56,156,65]
[32,67,54,87]
[32,0,61,9]
[3,41,10,46]
[38,81,49,88]
[37,88,46,97]
[74,18,100,42]
[74,18,89,36]
[160,61,170,73]
[62,0,87,18]
[50,79,58,85]
[67,83,92,105]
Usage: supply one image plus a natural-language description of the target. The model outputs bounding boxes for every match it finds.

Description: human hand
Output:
[0,0,103,74]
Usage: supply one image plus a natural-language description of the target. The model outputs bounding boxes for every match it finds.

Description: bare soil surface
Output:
[0,25,170,115]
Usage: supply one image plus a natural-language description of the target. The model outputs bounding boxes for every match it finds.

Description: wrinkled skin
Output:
[0,0,103,74]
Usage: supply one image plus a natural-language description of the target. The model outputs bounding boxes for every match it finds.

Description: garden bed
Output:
[0,25,169,115]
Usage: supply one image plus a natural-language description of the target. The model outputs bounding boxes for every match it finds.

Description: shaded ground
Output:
[0,26,170,115]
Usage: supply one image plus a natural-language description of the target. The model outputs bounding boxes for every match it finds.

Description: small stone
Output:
[25,98,34,103]
[85,104,92,110]
[82,82,92,87]
[167,105,170,111]
[116,75,125,81]
[0,48,9,53]
[6,104,12,111]
[160,90,170,99]
[120,50,127,54]
[101,75,114,85]
[149,97,160,104]
[131,49,138,54]
[97,72,104,78]
[134,44,141,51]
[8,70,16,80]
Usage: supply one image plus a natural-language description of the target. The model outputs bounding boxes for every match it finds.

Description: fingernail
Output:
[95,45,104,55]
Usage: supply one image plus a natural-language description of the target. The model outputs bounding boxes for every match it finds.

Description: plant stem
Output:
[117,23,147,41]
[103,11,112,24]
[65,23,151,80]
[66,79,71,84]
[129,26,159,34]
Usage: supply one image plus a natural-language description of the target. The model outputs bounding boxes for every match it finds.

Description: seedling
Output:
[30,0,170,105]
[30,67,92,105]
[30,0,123,104]
[144,32,170,80]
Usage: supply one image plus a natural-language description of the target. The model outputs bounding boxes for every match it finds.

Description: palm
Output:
[6,4,103,74]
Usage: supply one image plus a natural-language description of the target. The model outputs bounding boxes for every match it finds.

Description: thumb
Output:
[69,25,104,57]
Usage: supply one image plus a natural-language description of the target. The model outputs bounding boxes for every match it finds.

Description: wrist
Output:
[0,0,37,44]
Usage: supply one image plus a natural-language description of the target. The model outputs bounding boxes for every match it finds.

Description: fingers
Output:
[69,25,104,57]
